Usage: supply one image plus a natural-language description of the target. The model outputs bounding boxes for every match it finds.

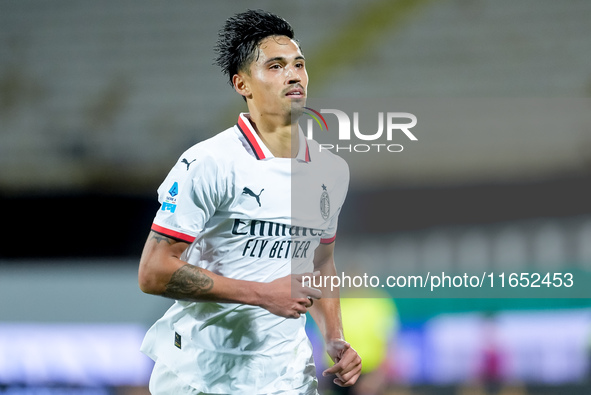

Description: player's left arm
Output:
[308,241,362,387]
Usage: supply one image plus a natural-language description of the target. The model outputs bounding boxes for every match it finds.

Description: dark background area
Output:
[3,172,590,259]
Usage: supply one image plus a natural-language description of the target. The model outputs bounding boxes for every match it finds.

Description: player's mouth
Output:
[285,87,305,98]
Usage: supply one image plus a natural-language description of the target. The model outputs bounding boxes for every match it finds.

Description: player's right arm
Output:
[138,231,319,319]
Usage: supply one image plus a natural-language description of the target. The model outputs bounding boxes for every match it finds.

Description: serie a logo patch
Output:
[174,332,182,349]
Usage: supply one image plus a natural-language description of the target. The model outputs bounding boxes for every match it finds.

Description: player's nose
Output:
[285,65,301,84]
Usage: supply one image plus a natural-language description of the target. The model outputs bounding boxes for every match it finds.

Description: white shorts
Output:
[149,359,203,395]
[148,359,319,395]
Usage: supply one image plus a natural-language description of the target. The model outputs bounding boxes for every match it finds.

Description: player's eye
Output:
[269,64,281,70]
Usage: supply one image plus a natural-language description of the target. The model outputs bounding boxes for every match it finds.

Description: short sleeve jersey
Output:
[141,113,349,394]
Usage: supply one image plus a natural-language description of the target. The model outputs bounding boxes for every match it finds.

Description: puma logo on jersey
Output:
[242,187,264,207]
[181,158,196,170]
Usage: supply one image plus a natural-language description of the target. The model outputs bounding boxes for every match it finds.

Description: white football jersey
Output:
[141,113,349,394]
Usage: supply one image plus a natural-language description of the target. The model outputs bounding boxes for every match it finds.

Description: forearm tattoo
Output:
[163,264,214,299]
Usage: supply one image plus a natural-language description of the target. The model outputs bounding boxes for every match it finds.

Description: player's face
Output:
[240,35,308,121]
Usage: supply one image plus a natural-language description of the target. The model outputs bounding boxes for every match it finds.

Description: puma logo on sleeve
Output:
[181,158,196,170]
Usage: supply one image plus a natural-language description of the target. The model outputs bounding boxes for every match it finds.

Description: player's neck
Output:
[247,113,299,159]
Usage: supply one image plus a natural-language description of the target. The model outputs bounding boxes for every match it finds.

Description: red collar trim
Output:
[237,114,266,160]
[304,141,311,162]
[236,114,311,162]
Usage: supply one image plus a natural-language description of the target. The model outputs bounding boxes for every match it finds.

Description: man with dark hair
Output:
[139,9,361,394]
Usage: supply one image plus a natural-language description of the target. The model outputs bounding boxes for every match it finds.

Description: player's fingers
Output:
[335,363,362,385]
[283,309,301,319]
[323,358,352,378]
[333,378,345,387]
[333,373,360,388]
[304,286,322,300]
[295,300,309,314]
[282,300,308,319]
[339,349,362,375]
[322,361,343,376]
[342,371,362,387]
[322,345,357,377]
[292,273,322,300]
[339,347,359,366]
[331,359,362,387]
[333,377,350,387]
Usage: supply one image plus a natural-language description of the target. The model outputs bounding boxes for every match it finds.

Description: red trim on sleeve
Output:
[151,223,196,243]
[320,235,336,244]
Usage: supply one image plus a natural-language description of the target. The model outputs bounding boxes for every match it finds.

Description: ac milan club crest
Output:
[320,184,330,220]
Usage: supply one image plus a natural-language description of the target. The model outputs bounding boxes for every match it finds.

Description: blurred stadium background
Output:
[1,0,591,394]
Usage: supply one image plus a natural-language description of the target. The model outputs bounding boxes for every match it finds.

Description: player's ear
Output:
[233,73,251,99]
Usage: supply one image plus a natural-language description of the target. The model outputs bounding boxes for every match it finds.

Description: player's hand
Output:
[258,272,321,319]
[323,339,362,387]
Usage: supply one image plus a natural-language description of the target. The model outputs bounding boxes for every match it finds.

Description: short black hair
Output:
[214,9,296,87]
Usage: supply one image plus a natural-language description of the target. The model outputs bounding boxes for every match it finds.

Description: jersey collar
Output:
[236,113,311,162]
